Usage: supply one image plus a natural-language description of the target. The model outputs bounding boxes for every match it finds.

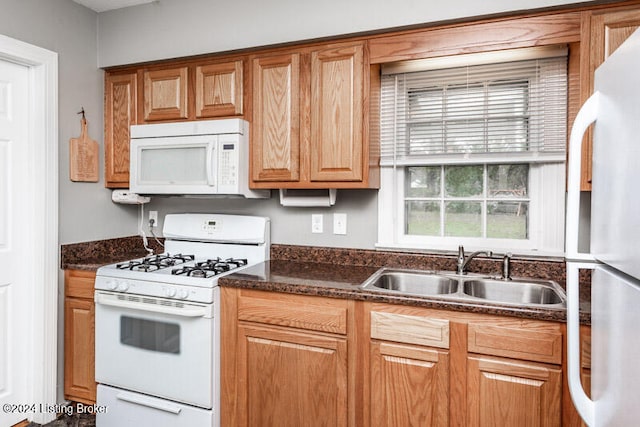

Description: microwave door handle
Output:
[116,391,182,414]
[206,141,216,187]
[95,293,210,318]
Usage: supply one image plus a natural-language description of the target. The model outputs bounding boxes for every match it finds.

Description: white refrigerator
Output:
[566,27,640,426]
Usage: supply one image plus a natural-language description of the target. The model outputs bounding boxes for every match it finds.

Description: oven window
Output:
[120,316,180,354]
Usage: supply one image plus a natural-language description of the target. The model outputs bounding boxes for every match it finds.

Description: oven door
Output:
[95,291,214,409]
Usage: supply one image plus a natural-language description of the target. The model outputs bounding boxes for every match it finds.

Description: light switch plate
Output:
[311,214,323,233]
[333,213,347,235]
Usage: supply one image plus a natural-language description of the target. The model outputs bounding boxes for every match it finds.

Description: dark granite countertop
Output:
[61,236,163,271]
[220,260,591,325]
[61,238,590,324]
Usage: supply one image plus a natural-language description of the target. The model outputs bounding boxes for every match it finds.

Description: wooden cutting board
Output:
[69,117,99,182]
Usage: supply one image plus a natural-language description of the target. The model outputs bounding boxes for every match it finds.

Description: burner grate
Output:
[116,253,195,271]
[171,257,248,278]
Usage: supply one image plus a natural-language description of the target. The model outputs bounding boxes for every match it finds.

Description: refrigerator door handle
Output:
[566,262,595,427]
[566,91,599,262]
[565,92,601,426]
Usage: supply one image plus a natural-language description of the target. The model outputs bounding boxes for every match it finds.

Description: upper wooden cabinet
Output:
[251,53,300,182]
[104,72,137,188]
[104,59,245,188]
[580,5,640,190]
[250,41,379,189]
[195,60,243,118]
[142,66,189,122]
[310,44,364,182]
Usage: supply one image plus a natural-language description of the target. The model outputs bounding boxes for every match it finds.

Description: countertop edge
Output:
[219,273,591,325]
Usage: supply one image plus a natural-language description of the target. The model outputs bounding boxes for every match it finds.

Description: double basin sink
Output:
[360,268,566,308]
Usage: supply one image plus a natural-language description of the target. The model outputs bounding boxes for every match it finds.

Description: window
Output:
[377,47,567,255]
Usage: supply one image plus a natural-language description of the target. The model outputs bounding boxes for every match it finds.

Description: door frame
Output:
[0,34,58,424]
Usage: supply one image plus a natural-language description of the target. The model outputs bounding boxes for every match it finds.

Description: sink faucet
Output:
[456,245,493,275]
[501,253,512,280]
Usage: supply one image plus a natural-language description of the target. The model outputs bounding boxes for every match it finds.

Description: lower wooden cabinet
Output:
[64,270,96,404]
[237,324,348,426]
[467,355,561,426]
[370,341,449,427]
[222,290,588,427]
[222,288,354,427]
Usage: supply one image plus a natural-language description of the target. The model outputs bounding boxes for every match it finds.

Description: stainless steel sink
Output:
[360,269,458,296]
[360,268,566,308]
[462,279,565,305]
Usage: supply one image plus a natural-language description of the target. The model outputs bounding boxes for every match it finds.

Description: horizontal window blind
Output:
[380,51,568,166]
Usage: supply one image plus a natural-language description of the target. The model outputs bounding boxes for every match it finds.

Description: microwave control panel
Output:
[218,140,239,191]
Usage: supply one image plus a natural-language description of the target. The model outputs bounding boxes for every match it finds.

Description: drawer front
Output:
[370,310,450,349]
[65,269,97,299]
[237,290,348,335]
[468,321,562,364]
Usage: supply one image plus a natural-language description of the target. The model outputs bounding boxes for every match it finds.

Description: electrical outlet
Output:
[311,214,323,233]
[333,213,347,235]
[149,210,158,227]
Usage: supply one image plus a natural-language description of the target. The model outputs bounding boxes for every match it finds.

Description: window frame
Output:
[377,49,569,256]
[376,162,566,256]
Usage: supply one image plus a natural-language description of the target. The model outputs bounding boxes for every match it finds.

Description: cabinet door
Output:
[236,323,347,427]
[251,53,300,182]
[143,67,189,121]
[195,60,243,118]
[467,355,561,427]
[370,341,449,427]
[64,297,96,405]
[104,72,137,188]
[582,7,640,190]
[310,43,364,182]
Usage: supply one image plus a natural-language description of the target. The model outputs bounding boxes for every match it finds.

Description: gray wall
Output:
[0,0,140,245]
[97,0,593,67]
[146,190,379,249]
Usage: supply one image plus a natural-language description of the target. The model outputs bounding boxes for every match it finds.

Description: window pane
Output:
[406,201,440,236]
[406,166,441,197]
[487,202,529,239]
[445,165,483,197]
[409,88,443,121]
[488,164,528,198]
[487,118,529,152]
[488,80,528,116]
[446,84,484,118]
[444,201,481,237]
[408,123,443,155]
[445,120,485,153]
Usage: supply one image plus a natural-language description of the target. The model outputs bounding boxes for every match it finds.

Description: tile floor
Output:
[26,413,95,427]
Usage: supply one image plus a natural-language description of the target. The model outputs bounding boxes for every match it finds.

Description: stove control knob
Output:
[106,280,117,291]
[178,290,189,299]
[117,281,130,292]
[165,287,177,298]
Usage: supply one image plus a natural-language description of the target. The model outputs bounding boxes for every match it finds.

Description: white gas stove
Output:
[94,213,269,427]
[95,213,270,302]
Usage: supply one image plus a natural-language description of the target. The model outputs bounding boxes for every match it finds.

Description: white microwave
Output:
[129,119,269,198]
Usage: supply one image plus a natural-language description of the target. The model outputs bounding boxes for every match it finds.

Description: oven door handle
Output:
[116,391,182,414]
[95,292,211,318]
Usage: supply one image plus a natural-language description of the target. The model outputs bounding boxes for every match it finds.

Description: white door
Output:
[0,58,30,427]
